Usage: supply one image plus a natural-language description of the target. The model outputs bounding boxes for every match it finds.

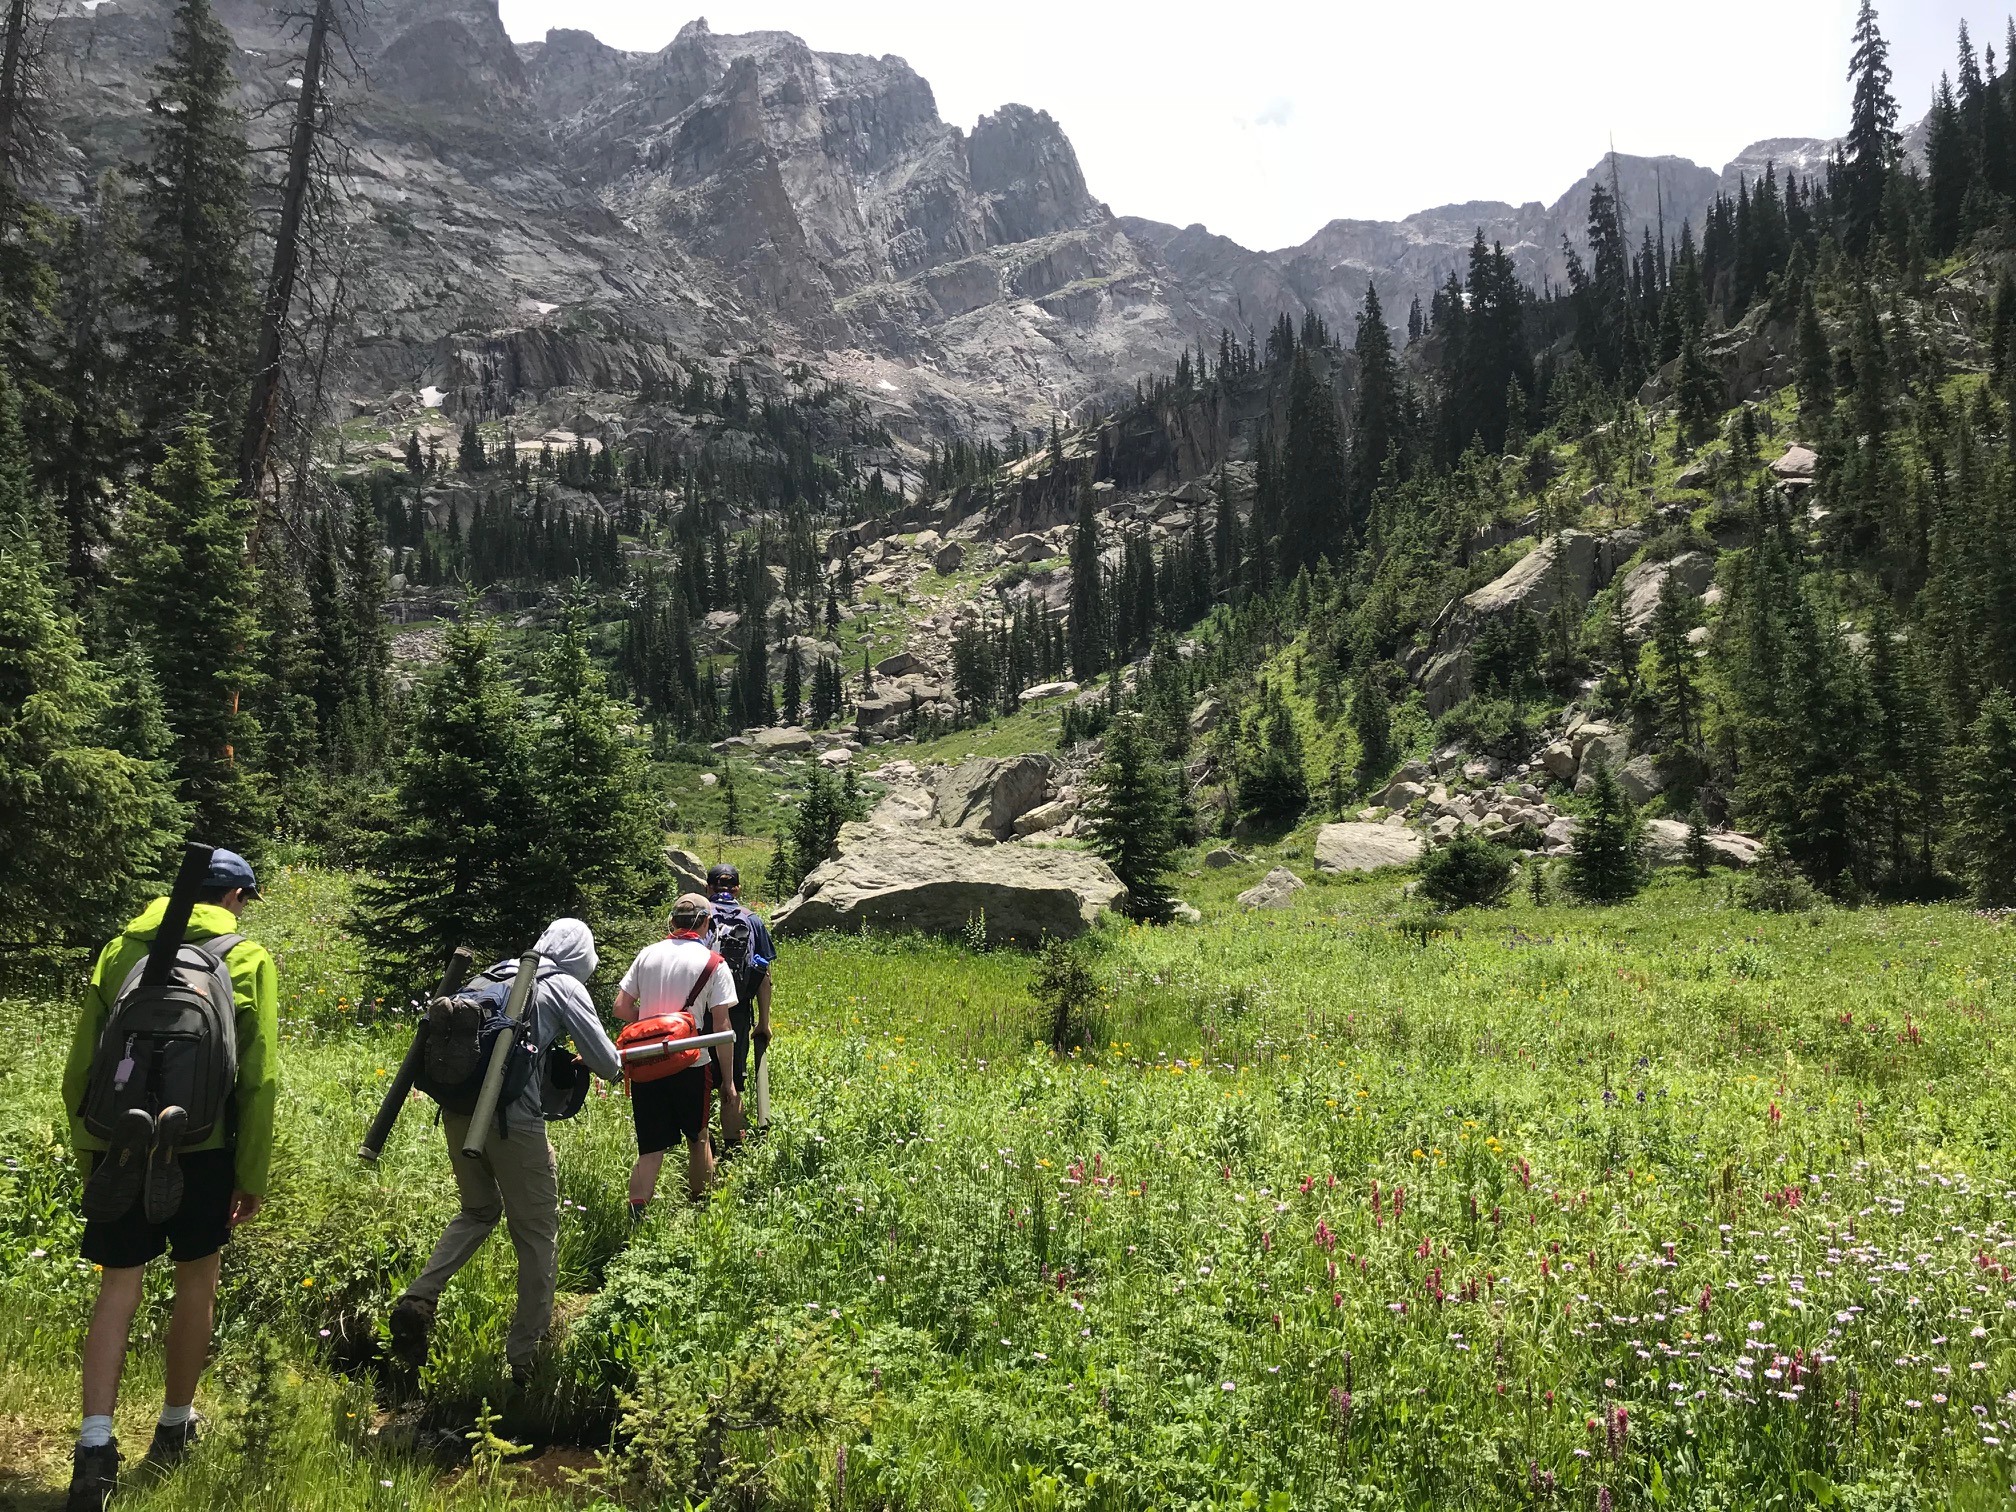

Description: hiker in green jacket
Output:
[58,850,278,1512]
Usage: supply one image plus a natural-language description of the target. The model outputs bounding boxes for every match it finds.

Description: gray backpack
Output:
[80,935,243,1148]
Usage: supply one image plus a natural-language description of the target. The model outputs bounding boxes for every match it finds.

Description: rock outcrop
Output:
[1314,823,1424,873]
[1417,530,1624,713]
[772,822,1125,943]
[1237,867,1306,910]
[1617,551,1716,637]
[931,755,1059,839]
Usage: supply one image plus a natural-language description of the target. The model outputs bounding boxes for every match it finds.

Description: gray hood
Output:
[534,917,598,982]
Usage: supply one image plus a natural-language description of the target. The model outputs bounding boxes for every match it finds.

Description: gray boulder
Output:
[1467,530,1600,617]
[1189,696,1224,734]
[1237,867,1306,910]
[1617,754,1665,805]
[1006,532,1053,563]
[1011,796,1078,838]
[664,846,711,897]
[933,541,966,574]
[1619,551,1715,637]
[932,754,1058,839]
[1314,822,1424,873]
[1202,847,1248,869]
[750,726,816,755]
[1419,531,1602,713]
[875,651,928,678]
[1770,445,1818,480]
[1539,741,1578,781]
[1379,777,1428,809]
[1642,819,1763,869]
[773,822,1126,944]
[1019,680,1078,702]
[1575,732,1630,795]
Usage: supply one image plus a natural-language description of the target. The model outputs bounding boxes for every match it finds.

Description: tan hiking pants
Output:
[404,1111,559,1371]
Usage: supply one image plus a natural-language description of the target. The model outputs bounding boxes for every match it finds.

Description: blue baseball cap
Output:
[205,848,261,900]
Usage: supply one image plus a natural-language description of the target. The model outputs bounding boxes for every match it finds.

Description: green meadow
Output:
[3,859,2014,1510]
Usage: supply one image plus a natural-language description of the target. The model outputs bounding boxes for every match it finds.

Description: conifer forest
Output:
[4,1,2016,1507]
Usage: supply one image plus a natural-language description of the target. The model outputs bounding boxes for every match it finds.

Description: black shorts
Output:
[632,1065,712,1155]
[80,1148,235,1268]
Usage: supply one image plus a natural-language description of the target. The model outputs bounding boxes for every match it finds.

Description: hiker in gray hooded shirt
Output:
[386,918,620,1382]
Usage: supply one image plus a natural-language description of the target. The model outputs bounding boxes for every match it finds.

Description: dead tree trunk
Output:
[0,0,29,193]
[238,0,332,500]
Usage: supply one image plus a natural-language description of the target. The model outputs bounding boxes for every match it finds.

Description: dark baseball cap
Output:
[706,863,740,892]
[205,848,261,900]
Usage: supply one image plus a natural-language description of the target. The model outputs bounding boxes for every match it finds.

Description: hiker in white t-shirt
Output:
[614,894,739,1218]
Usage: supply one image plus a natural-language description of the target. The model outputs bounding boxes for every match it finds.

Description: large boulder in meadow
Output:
[750,725,816,755]
[1237,867,1305,910]
[772,822,1126,944]
[1314,823,1424,874]
[1641,819,1764,869]
[932,754,1058,839]
[664,846,710,896]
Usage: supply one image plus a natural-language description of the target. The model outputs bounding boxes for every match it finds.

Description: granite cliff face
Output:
[41,0,1214,438]
[34,0,1922,444]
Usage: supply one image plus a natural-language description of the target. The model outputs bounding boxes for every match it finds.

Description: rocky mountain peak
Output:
[968,104,1101,243]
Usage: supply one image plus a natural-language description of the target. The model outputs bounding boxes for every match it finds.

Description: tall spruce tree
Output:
[113,413,269,850]
[48,172,136,592]
[1084,711,1184,922]
[1279,346,1346,577]
[127,0,253,454]
[527,620,669,925]
[1,367,180,959]
[1351,667,1393,788]
[1838,1,1899,259]
[1068,476,1105,678]
[357,615,542,981]
[1347,285,1399,525]
[1565,763,1645,903]
[1948,687,2016,907]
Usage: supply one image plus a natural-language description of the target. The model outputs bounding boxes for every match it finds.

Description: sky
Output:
[498,0,1989,252]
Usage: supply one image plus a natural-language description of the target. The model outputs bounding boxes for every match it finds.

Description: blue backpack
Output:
[709,898,770,1002]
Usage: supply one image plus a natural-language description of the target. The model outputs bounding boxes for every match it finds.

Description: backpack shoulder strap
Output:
[196,934,246,964]
[681,952,725,1012]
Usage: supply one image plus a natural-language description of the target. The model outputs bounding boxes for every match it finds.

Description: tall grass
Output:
[3,862,2013,1507]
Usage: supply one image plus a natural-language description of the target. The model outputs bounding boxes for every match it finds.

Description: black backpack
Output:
[81,935,243,1148]
[710,901,766,1003]
[412,963,557,1124]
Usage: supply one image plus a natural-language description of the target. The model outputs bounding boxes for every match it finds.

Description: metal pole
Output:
[460,952,539,1160]
[357,945,473,1163]
[618,1028,738,1065]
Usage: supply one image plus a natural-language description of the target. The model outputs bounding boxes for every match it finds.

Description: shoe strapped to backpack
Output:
[79,930,243,1224]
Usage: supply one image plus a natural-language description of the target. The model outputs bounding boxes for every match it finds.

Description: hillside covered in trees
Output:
[5,0,2016,989]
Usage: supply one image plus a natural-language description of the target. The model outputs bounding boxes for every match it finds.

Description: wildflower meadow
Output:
[3,862,2014,1509]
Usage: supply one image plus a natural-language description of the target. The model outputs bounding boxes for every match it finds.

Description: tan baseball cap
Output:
[669,893,714,929]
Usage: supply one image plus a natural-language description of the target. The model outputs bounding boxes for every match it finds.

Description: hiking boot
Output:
[143,1414,200,1469]
[82,1109,154,1223]
[65,1440,120,1512]
[144,1106,188,1224]
[388,1293,435,1368]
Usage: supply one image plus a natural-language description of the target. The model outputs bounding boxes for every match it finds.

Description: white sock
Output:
[158,1403,195,1428]
[78,1415,114,1449]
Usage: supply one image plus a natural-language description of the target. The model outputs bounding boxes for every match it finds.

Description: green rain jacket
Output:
[60,898,280,1198]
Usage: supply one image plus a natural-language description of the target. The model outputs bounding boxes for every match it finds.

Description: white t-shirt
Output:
[619,939,739,1065]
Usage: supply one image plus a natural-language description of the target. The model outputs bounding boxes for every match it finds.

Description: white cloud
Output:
[1253,96,1293,130]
